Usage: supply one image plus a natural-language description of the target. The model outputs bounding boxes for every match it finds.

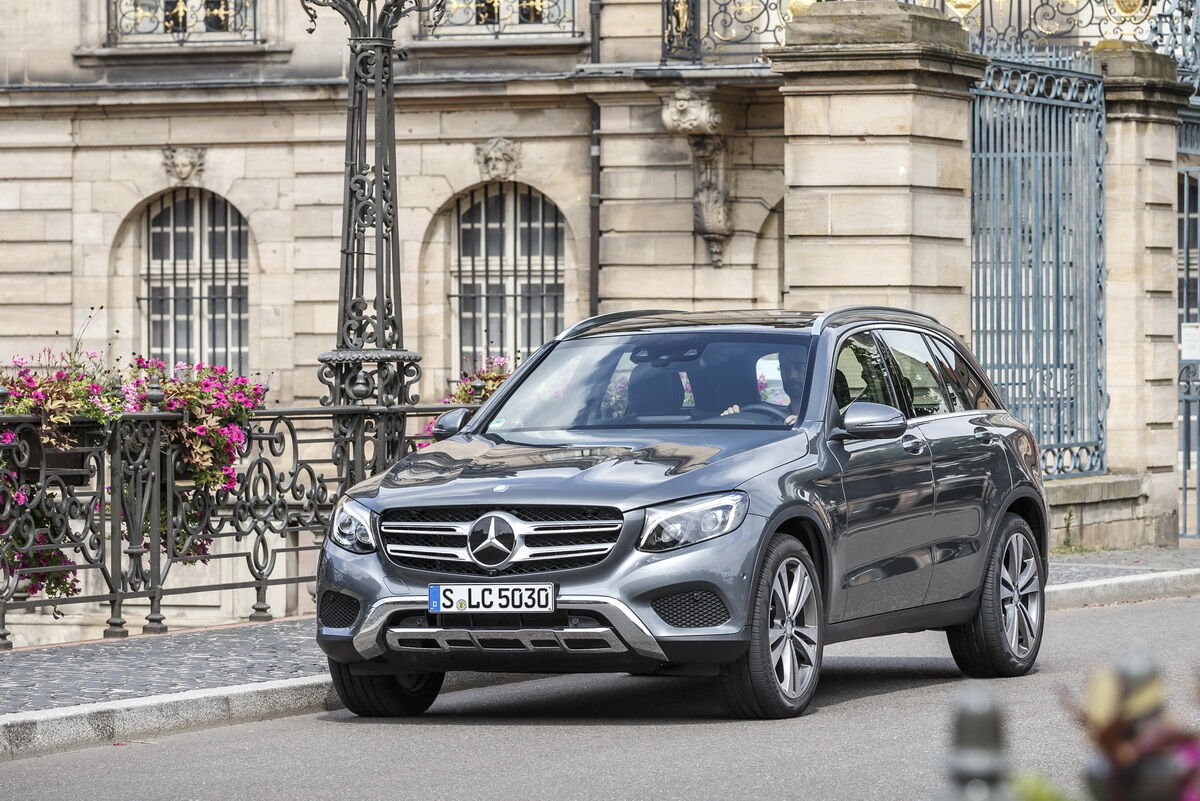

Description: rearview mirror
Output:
[830,402,907,441]
[431,407,473,442]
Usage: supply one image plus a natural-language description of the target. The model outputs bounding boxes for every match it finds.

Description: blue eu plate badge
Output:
[428,585,441,612]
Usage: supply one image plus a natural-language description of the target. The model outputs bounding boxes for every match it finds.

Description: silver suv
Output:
[316,307,1048,719]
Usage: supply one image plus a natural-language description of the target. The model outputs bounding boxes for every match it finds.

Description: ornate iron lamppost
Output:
[301,0,442,408]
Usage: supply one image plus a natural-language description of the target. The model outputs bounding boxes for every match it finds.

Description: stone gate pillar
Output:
[1097,44,1191,545]
[767,0,985,336]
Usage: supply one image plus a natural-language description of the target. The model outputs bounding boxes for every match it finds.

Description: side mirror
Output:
[431,407,473,442]
[830,402,907,441]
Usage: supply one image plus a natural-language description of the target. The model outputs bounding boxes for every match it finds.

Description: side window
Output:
[927,337,1000,411]
[924,336,971,412]
[832,332,896,414]
[878,330,952,418]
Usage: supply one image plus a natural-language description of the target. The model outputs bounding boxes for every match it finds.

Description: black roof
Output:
[560,307,942,339]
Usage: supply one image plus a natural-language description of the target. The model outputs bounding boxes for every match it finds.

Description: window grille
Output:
[450,183,566,373]
[106,0,259,46]
[420,0,580,39]
[139,189,249,374]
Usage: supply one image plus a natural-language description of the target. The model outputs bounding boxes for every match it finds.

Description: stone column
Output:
[1097,44,1191,546]
[768,0,985,336]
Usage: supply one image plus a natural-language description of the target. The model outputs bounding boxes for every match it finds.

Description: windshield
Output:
[484,332,813,434]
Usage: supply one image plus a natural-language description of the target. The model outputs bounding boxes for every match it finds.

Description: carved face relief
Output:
[661,87,723,136]
[162,147,206,185]
[475,138,521,182]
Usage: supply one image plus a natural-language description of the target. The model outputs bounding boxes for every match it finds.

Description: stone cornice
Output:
[768,41,987,84]
[1102,77,1193,124]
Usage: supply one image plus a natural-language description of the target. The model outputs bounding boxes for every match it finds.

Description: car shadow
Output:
[321,654,968,727]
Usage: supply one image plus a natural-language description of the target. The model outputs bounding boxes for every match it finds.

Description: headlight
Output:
[329,497,377,554]
[638,492,749,552]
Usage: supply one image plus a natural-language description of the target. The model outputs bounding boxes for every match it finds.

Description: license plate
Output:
[428,583,556,614]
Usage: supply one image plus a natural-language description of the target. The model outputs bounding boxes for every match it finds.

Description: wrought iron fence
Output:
[106,0,260,46]
[969,57,1107,477]
[0,403,472,649]
[419,0,581,39]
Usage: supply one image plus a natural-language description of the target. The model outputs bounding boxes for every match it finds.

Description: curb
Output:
[1045,567,1200,611]
[0,675,338,763]
[0,670,545,764]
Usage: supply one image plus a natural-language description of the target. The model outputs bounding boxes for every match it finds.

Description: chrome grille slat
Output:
[379,505,624,576]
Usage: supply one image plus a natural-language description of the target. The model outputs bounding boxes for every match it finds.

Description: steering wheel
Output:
[732,403,790,422]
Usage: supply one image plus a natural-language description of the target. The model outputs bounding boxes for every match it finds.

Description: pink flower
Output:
[85,350,100,360]
[0,431,14,445]
[53,370,68,381]
[87,384,103,395]
[13,490,27,506]
[195,425,208,436]
[10,356,27,367]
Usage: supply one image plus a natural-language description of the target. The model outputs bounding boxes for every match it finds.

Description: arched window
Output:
[450,182,566,372]
[139,189,249,373]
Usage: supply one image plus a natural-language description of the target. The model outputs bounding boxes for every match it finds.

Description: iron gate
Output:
[970,54,1107,477]
[1177,120,1200,534]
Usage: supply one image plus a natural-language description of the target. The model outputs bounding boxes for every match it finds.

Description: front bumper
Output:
[316,512,766,672]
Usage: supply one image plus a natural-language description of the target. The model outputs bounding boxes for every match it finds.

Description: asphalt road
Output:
[4,597,1199,801]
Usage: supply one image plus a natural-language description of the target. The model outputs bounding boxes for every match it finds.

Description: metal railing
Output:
[106,0,260,46]
[419,0,582,39]
[0,403,473,649]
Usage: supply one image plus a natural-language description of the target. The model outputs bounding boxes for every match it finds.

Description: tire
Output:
[328,659,445,717]
[720,535,824,719]
[946,513,1045,678]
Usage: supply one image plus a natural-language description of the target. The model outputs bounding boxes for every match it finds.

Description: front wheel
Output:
[946,514,1045,678]
[720,535,824,719]
[328,659,445,717]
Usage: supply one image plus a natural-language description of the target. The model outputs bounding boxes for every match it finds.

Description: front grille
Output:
[652,590,731,628]
[319,591,361,628]
[380,505,624,576]
[381,505,619,523]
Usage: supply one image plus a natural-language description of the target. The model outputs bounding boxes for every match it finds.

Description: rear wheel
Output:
[946,513,1045,678]
[328,659,445,717]
[720,535,823,719]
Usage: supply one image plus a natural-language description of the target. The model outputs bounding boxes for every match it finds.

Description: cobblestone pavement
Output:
[1048,543,1200,584]
[1,545,1198,716]
[0,619,324,715]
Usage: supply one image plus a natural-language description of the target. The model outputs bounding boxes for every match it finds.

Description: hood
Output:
[349,427,807,512]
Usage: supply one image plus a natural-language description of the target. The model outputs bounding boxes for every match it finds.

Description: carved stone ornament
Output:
[690,135,732,267]
[475,138,522,182]
[661,87,723,137]
[660,88,731,266]
[162,147,206,185]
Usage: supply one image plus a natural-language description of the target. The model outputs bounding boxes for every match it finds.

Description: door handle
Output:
[901,434,926,455]
[973,427,995,445]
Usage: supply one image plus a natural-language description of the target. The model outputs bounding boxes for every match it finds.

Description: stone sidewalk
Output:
[2,545,1199,717]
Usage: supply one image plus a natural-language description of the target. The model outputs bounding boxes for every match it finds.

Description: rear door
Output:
[830,330,937,620]
[922,334,1015,604]
[876,329,1011,607]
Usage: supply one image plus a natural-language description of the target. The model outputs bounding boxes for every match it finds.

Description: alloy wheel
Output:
[768,556,820,698]
[999,532,1042,659]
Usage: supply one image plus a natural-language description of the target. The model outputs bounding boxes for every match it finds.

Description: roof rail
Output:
[556,309,680,340]
[812,305,940,334]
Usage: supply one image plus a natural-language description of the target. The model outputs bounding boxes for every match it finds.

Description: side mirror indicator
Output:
[830,402,907,441]
[431,408,473,442]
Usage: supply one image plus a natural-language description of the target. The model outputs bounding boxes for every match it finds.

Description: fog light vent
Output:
[652,590,730,628]
[319,591,361,628]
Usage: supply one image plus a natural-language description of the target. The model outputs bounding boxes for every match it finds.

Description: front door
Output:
[830,331,936,620]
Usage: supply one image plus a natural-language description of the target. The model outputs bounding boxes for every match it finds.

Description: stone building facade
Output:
[0,0,790,405]
[0,0,1194,557]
